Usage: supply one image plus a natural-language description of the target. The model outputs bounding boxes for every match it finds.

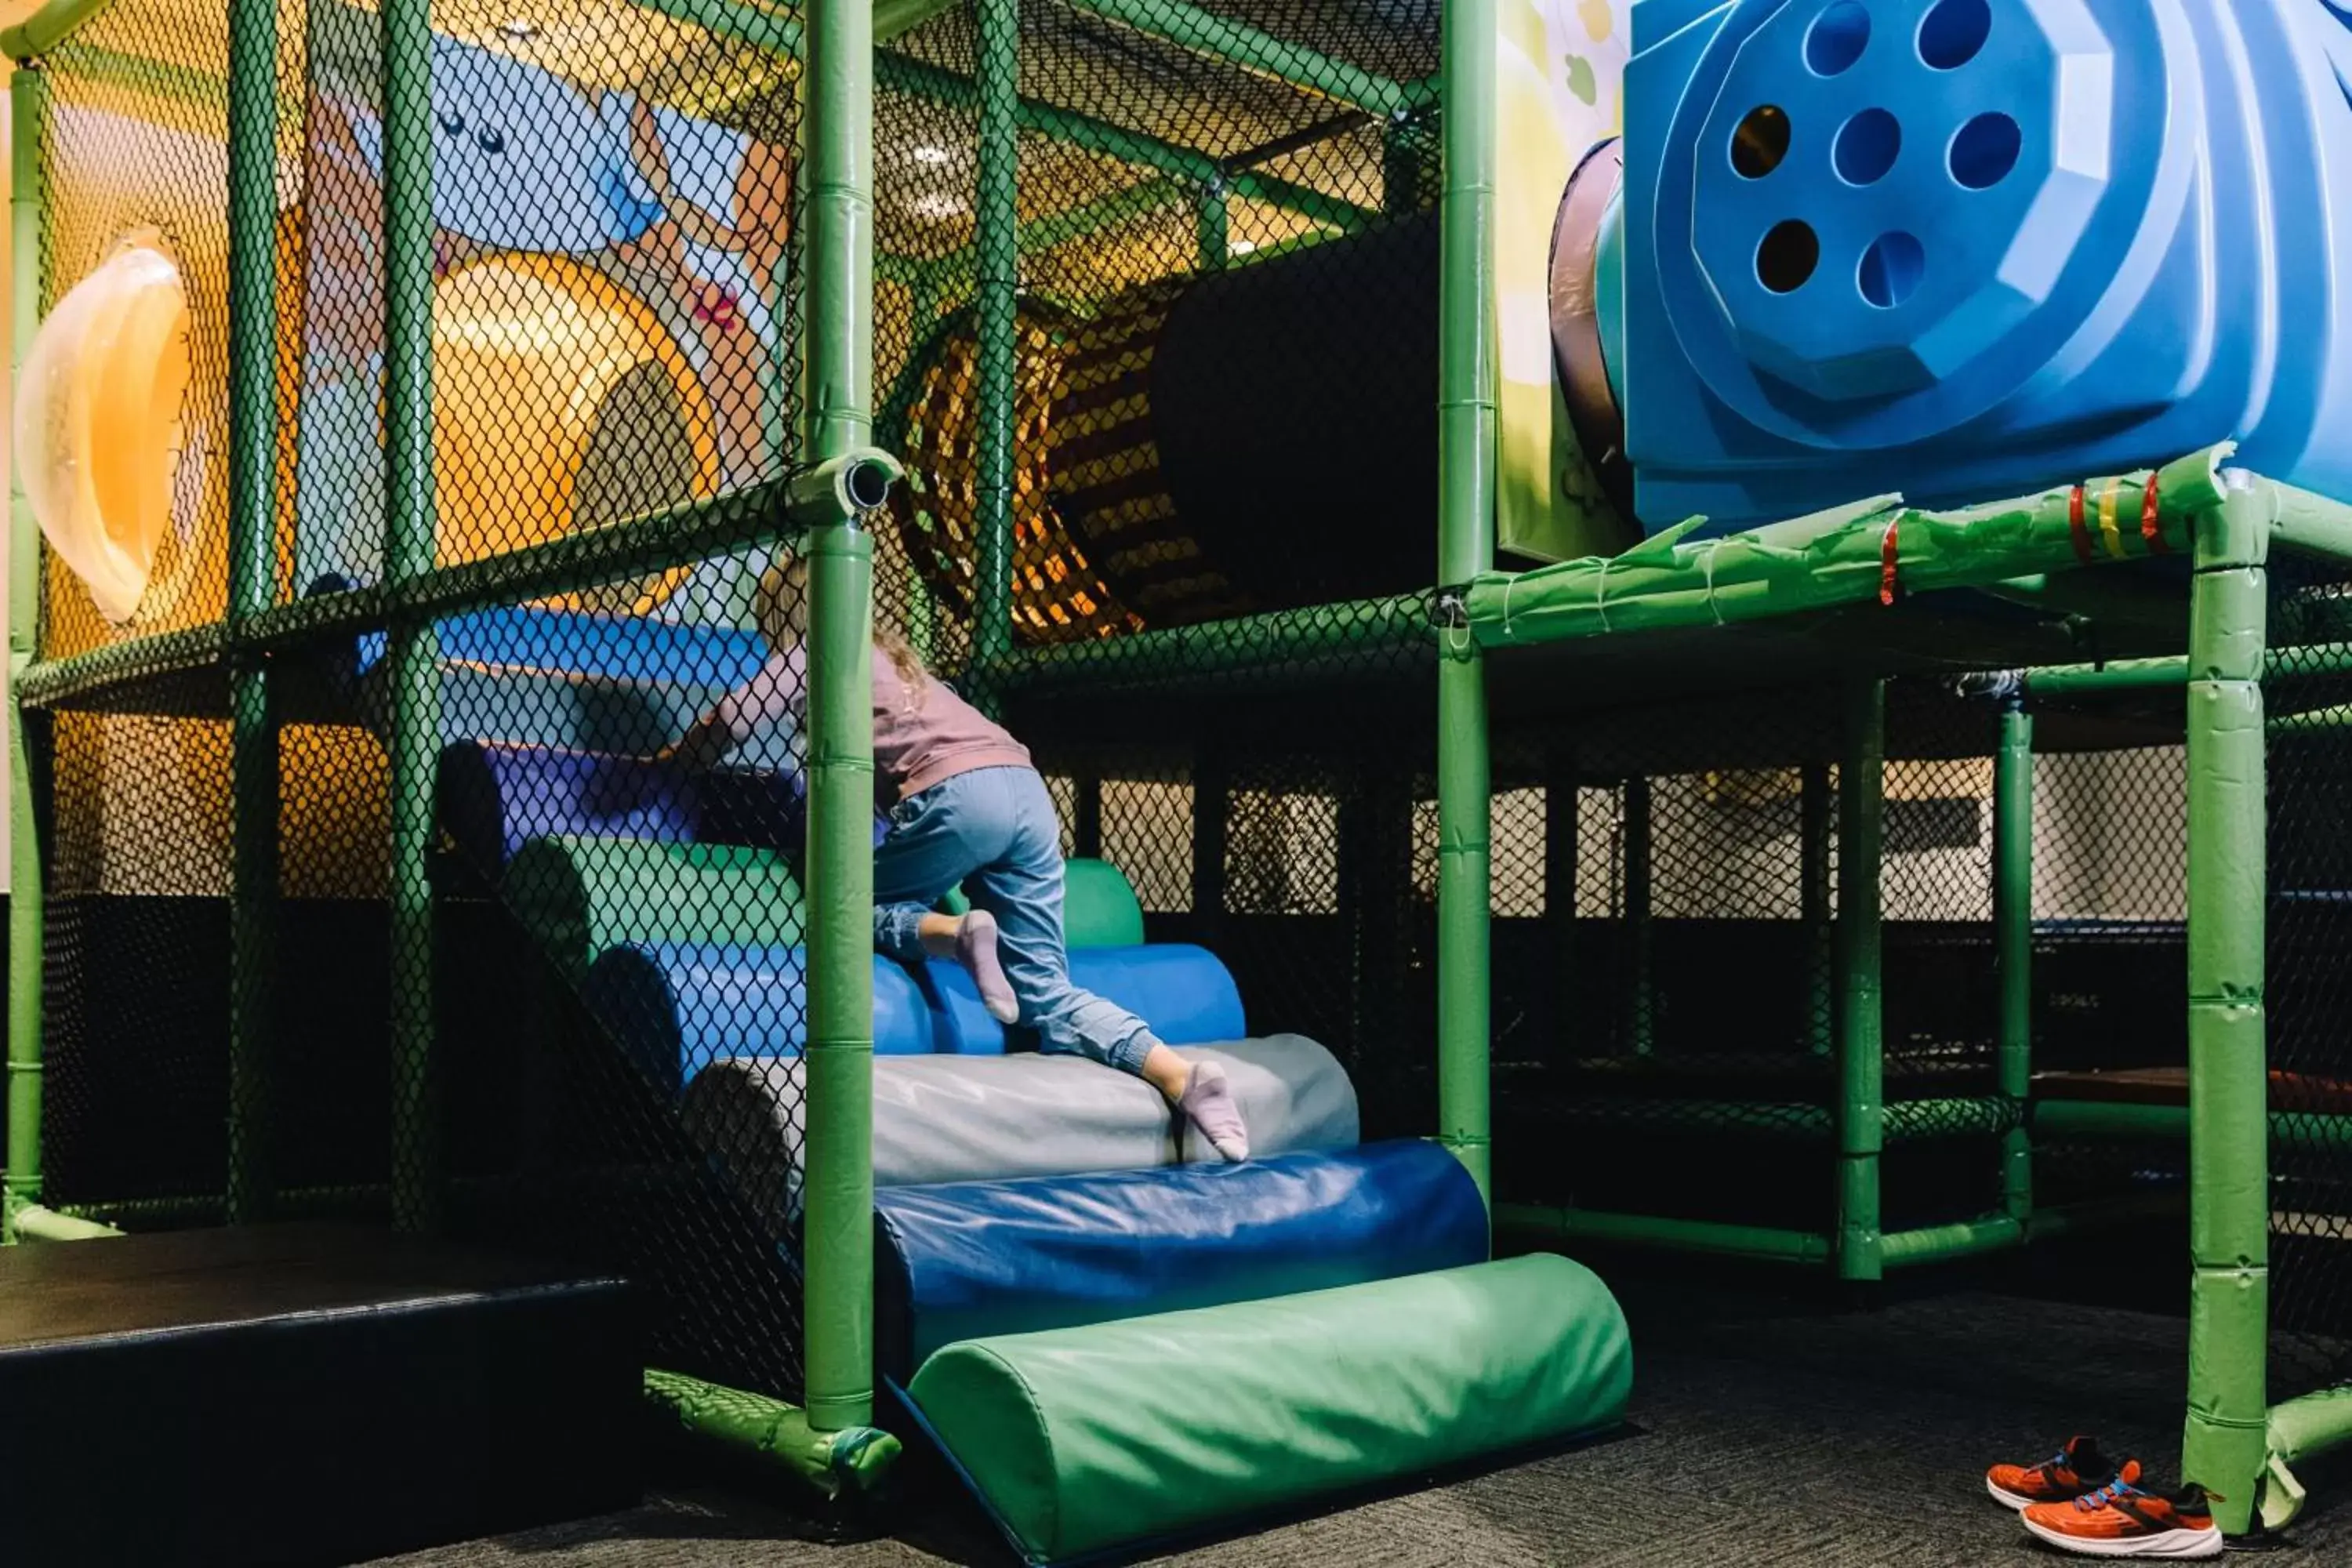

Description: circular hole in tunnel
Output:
[1949,111,2022,189]
[1858,231,1926,307]
[1731,105,1791,178]
[1756,220,1820,293]
[1918,0,1992,69]
[1834,108,1902,185]
[1806,2,1871,76]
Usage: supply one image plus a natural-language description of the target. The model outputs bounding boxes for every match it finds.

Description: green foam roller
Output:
[906,1254,1632,1565]
[1062,858,1145,948]
[504,835,804,972]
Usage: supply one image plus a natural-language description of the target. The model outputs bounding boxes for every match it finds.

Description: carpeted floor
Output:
[372,1261,2352,1566]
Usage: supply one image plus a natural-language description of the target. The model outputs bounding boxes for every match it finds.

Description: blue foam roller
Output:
[872,1140,1487,1382]
[919,943,1247,1054]
[581,942,937,1094]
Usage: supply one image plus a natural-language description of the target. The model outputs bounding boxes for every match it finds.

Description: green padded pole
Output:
[1622,775,1652,1057]
[1196,179,1228,272]
[968,0,1016,684]
[1835,679,1886,1283]
[4,67,46,1240]
[1802,762,1831,1058]
[803,0,878,1435]
[1994,699,2034,1225]
[1435,0,1494,1203]
[224,0,279,1223]
[383,0,441,1233]
[2182,478,2270,1531]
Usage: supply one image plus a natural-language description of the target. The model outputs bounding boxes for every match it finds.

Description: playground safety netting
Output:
[20,0,1463,1405]
[1486,679,2020,1236]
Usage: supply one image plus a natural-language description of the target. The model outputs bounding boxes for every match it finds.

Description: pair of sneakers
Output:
[1986,1436,2221,1559]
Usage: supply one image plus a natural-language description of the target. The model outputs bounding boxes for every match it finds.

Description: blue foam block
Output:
[919,943,1247,1054]
[581,942,936,1093]
[437,740,881,869]
[873,1140,1488,1381]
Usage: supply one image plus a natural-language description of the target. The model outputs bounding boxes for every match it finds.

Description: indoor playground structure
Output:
[5,0,2352,1564]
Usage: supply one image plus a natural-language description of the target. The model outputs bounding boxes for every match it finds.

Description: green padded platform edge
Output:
[503,835,805,971]
[906,1254,1632,1565]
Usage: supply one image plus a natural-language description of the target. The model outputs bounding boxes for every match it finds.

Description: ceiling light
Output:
[909,144,953,165]
[500,18,539,40]
[1229,238,1259,256]
[908,192,969,220]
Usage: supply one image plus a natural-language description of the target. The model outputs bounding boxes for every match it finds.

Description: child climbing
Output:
[668,558,1250,1161]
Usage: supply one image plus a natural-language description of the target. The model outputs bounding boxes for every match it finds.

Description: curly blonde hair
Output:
[754,556,929,697]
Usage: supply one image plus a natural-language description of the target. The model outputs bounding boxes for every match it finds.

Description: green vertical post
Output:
[1435,0,1495,1205]
[1196,179,1228,272]
[802,0,878,1436]
[1994,699,2034,1225]
[1802,761,1832,1058]
[224,0,279,1223]
[1835,679,1886,1282]
[1621,775,1652,1057]
[382,0,441,1234]
[969,0,1017,683]
[2181,477,2270,1531]
[3,67,47,1240]
[1545,753,1577,1061]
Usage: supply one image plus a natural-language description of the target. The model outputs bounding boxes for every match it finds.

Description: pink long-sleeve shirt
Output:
[710,645,1032,801]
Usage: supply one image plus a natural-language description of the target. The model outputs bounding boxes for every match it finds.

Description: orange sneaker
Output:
[2020,1476,2223,1559]
[1987,1436,2135,1510]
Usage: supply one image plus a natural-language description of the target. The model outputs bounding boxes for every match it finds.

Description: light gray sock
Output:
[956,910,1020,1025]
[1178,1062,1250,1162]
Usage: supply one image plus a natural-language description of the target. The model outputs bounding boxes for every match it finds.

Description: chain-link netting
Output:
[1484,679,2024,1235]
[2265,565,2352,1399]
[23,0,1466,1407]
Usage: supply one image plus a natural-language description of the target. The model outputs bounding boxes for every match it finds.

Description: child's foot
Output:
[956,911,1019,1025]
[1179,1062,1250,1162]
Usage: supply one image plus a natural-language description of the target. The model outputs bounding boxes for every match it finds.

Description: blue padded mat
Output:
[919,943,1246,1054]
[872,1139,1486,1381]
[581,942,938,1091]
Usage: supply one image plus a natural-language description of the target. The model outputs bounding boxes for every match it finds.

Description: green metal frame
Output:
[4,0,2344,1543]
[225,0,278,1224]
[3,65,47,1243]
[2182,475,2271,1534]
[1434,0,1495,1207]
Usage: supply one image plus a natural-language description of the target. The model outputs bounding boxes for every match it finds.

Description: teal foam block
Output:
[905,1253,1632,1565]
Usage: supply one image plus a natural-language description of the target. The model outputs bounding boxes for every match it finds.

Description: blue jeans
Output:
[873,766,1160,1076]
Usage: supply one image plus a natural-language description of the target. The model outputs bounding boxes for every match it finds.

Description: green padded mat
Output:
[504,836,804,971]
[906,1253,1632,1565]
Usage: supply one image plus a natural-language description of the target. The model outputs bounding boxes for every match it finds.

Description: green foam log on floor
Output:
[504,836,804,972]
[905,1254,1632,1565]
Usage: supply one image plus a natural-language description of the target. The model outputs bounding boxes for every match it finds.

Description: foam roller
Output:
[906,1254,1632,1566]
[677,1035,1358,1217]
[580,943,938,1092]
[504,835,803,973]
[872,1140,1486,1381]
[918,943,1246,1054]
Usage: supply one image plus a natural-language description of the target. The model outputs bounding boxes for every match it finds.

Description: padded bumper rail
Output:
[905,1253,1633,1566]
[873,1140,1486,1381]
[679,1035,1359,1213]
